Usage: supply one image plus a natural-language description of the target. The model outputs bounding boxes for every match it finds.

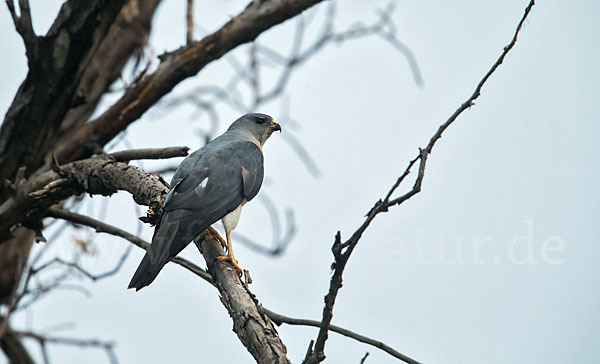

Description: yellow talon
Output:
[204,226,227,249]
[216,232,243,277]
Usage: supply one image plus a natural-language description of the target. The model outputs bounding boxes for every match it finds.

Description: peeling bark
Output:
[0,0,127,188]
[198,239,291,364]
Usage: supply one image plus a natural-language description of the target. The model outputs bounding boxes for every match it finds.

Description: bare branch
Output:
[15,329,117,364]
[110,146,189,161]
[35,248,131,282]
[45,208,213,285]
[0,328,35,364]
[0,0,127,187]
[54,0,328,165]
[0,150,182,241]
[304,1,536,363]
[263,308,421,364]
[186,0,194,44]
[55,0,162,139]
[45,210,413,363]
[195,237,291,364]
[5,0,37,50]
[360,352,370,364]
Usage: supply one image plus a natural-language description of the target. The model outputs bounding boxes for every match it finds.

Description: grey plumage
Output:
[128,113,280,290]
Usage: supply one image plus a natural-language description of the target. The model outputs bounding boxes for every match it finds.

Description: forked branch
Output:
[304,1,536,363]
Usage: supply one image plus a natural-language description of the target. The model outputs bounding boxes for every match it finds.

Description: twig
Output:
[263,308,420,364]
[46,208,417,362]
[15,329,117,364]
[34,247,131,282]
[360,352,370,364]
[45,208,213,284]
[303,1,536,363]
[110,146,189,161]
[5,0,37,50]
[186,0,194,44]
[53,0,328,165]
[0,152,173,238]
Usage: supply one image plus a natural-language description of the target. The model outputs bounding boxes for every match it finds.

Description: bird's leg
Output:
[204,226,227,250]
[216,232,243,277]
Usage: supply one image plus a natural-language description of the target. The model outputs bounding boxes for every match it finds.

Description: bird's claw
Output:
[216,255,243,277]
[204,227,228,250]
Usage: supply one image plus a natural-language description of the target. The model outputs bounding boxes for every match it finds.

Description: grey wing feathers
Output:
[240,143,264,201]
[128,139,264,290]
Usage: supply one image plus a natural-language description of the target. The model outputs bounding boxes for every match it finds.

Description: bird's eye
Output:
[255,117,266,124]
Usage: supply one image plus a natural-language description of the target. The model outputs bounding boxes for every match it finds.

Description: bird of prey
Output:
[128,113,281,290]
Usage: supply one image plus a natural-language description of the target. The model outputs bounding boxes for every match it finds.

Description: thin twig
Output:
[304,1,536,363]
[5,0,37,48]
[360,352,370,364]
[16,329,117,364]
[263,308,420,364]
[46,208,213,284]
[186,0,194,44]
[45,208,416,361]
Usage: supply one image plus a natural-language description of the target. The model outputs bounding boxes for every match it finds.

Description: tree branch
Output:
[0,147,188,242]
[45,208,213,285]
[46,207,292,362]
[15,329,117,364]
[264,308,421,364]
[54,0,327,165]
[0,0,127,187]
[304,1,536,362]
[195,238,291,364]
[110,146,190,161]
[186,0,194,44]
[54,0,163,140]
[46,207,418,363]
[5,0,36,51]
[0,327,35,364]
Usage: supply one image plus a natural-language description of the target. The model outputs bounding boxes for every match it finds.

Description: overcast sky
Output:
[1,0,599,363]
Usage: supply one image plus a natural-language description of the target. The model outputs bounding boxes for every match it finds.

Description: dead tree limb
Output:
[54,0,327,165]
[303,1,536,363]
[0,0,127,186]
[0,147,188,241]
[197,238,292,364]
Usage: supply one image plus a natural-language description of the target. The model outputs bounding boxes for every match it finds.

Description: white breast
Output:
[222,200,246,234]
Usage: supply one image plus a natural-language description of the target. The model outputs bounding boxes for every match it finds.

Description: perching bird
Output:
[128,113,281,290]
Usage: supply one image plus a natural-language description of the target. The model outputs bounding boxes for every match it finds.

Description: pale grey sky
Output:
[2,1,599,363]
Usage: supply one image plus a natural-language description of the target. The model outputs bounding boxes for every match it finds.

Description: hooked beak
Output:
[272,120,281,132]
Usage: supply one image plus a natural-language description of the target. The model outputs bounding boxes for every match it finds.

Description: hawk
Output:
[128,113,280,290]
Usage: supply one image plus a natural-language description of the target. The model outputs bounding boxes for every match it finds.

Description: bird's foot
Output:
[204,226,227,250]
[216,255,243,277]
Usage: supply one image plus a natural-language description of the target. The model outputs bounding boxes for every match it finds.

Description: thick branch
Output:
[48,208,291,362]
[304,1,536,362]
[0,0,127,187]
[0,328,35,364]
[48,208,415,363]
[54,0,326,164]
[196,238,291,364]
[0,147,188,241]
[55,0,163,138]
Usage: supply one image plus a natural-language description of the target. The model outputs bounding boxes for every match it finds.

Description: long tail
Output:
[127,253,165,291]
[128,220,180,291]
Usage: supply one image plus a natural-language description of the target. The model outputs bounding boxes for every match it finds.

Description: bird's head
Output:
[228,113,281,146]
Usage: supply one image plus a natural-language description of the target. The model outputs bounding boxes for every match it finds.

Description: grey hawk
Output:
[128,113,280,290]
